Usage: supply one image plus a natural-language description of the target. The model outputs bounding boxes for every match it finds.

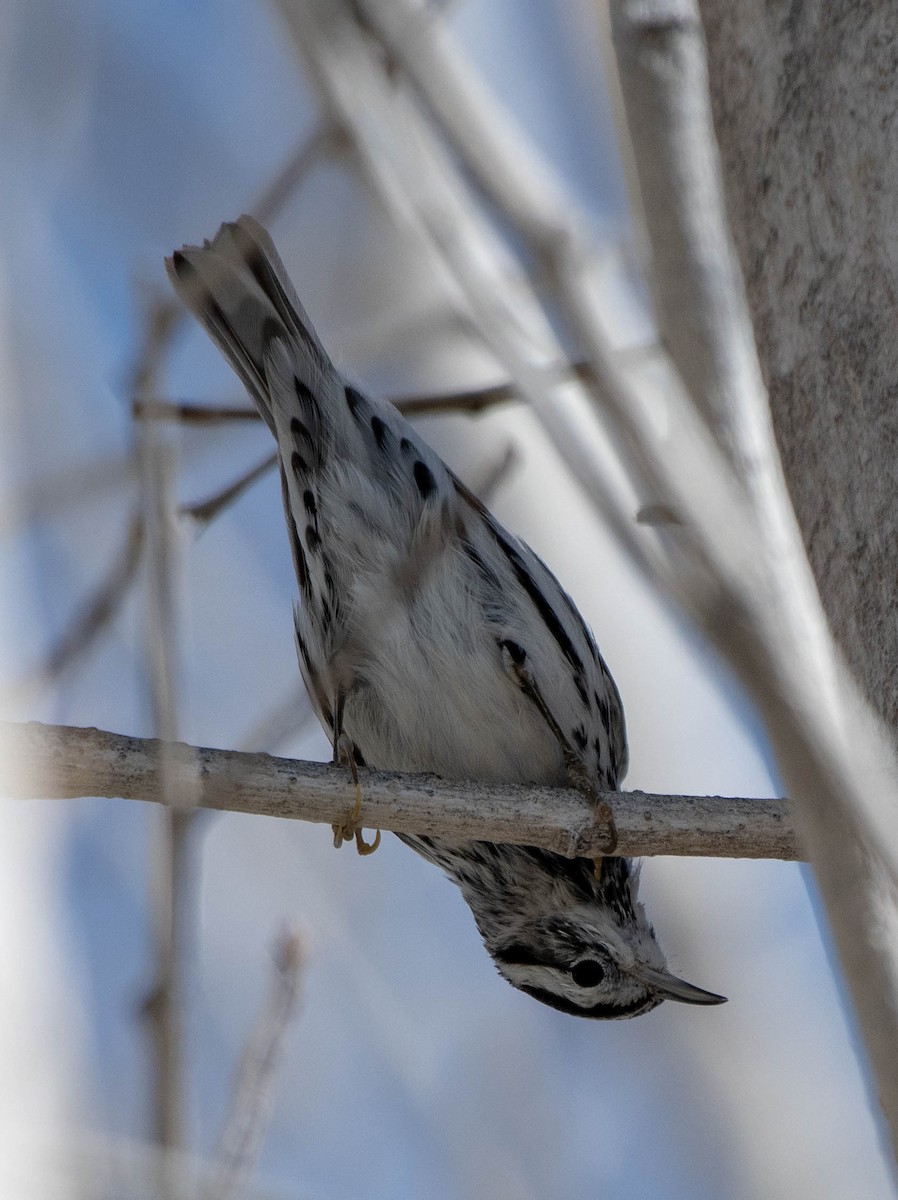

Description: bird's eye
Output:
[570,959,605,988]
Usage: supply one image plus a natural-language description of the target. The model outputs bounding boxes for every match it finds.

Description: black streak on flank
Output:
[461,539,502,589]
[295,627,313,672]
[280,469,311,597]
[290,417,312,450]
[500,638,527,666]
[491,530,586,681]
[572,725,588,752]
[413,460,436,500]
[305,524,321,552]
[452,475,590,687]
[303,489,317,518]
[294,377,317,413]
[294,612,334,732]
[370,416,388,449]
[345,385,365,421]
[400,437,413,454]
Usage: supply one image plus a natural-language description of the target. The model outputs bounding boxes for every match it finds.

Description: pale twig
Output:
[268,0,898,1159]
[1,721,798,861]
[609,0,898,1154]
[68,1130,296,1200]
[352,0,898,1151]
[130,128,344,1167]
[275,0,666,590]
[134,383,519,427]
[179,452,279,526]
[133,401,261,425]
[252,124,341,227]
[132,353,663,426]
[203,930,304,1200]
[468,441,519,505]
[131,297,192,1173]
[175,433,517,535]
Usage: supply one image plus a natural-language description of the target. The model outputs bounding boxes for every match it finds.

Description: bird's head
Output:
[479,854,727,1019]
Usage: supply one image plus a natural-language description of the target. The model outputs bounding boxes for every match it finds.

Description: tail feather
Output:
[165,216,327,436]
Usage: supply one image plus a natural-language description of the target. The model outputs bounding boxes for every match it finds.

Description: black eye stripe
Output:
[520,985,655,1021]
[495,943,565,970]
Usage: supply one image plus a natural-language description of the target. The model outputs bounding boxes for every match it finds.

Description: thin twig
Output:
[133,382,519,426]
[469,441,519,504]
[276,0,666,589]
[133,401,262,425]
[132,354,662,426]
[346,0,898,1150]
[252,125,341,227]
[202,930,304,1200]
[179,452,279,526]
[175,428,514,534]
[129,127,347,1167]
[610,0,898,1151]
[132,296,192,1170]
[1,721,799,861]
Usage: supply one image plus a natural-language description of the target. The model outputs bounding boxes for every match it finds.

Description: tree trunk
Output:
[700,3,898,730]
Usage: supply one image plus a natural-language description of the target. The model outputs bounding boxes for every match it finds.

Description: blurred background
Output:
[1,0,894,1197]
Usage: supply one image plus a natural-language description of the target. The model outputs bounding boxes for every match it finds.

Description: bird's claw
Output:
[331,733,381,856]
[562,754,617,874]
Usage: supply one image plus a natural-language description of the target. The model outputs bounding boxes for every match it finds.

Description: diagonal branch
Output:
[0,721,798,861]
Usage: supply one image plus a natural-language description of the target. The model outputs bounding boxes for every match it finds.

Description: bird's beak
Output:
[637,966,727,1006]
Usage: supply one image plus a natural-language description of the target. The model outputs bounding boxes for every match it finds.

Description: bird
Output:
[166,216,726,1019]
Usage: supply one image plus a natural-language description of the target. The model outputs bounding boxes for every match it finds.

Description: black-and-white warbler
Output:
[167,217,725,1019]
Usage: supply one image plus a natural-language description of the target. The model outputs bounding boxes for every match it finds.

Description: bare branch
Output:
[180,452,279,526]
[394,377,528,416]
[276,0,669,587]
[133,381,522,427]
[203,930,304,1200]
[132,356,663,425]
[133,400,262,425]
[281,0,898,1150]
[1,721,798,861]
[123,116,341,1178]
[252,124,340,228]
[610,0,898,1154]
[131,294,193,1165]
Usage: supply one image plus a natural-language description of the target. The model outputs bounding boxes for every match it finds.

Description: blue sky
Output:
[1,1,894,1197]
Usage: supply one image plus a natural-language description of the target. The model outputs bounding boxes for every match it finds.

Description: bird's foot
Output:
[331,733,381,856]
[563,752,617,878]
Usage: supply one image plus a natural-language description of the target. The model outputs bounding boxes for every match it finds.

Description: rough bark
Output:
[700,3,898,729]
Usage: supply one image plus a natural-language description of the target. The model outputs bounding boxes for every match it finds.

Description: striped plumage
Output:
[167,217,725,1018]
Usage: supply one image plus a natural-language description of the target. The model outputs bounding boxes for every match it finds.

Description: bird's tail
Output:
[165,216,329,437]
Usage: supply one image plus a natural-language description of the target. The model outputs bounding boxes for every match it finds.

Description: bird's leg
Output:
[331,729,381,857]
[501,641,617,872]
